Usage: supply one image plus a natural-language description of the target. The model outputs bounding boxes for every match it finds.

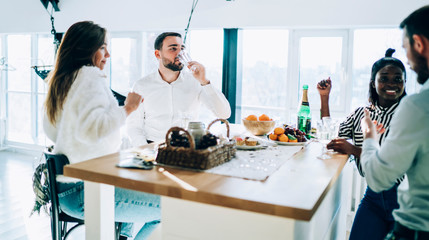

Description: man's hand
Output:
[188,61,210,86]
[361,109,385,140]
[124,92,143,116]
[317,77,332,97]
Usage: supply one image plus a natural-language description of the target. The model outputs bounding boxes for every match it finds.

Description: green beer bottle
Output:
[297,85,311,135]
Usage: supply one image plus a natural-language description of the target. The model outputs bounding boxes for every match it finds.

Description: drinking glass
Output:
[317,120,331,159]
[178,111,192,129]
[178,49,197,72]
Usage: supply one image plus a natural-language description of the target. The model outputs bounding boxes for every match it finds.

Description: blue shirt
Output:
[361,79,429,231]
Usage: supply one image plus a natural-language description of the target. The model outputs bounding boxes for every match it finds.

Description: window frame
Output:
[288,29,351,121]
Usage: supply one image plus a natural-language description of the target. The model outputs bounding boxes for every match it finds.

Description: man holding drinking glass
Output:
[361,5,429,239]
[126,32,230,146]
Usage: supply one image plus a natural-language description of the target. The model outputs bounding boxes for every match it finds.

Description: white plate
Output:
[271,140,307,146]
[236,144,266,150]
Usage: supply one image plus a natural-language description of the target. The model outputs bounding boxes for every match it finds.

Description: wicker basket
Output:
[156,119,236,170]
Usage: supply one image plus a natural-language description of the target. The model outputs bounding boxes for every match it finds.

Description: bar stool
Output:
[44,150,124,240]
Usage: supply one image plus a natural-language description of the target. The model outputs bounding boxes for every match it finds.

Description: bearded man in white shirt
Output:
[361,5,429,240]
[126,32,231,146]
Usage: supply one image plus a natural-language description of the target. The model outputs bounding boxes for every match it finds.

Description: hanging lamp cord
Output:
[45,6,60,50]
[183,0,199,45]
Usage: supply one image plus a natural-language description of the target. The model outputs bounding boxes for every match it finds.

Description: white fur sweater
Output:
[44,66,127,166]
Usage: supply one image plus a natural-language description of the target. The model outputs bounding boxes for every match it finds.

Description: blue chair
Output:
[44,150,124,240]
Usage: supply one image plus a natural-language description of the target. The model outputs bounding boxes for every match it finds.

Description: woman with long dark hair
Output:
[317,48,406,239]
[44,21,160,239]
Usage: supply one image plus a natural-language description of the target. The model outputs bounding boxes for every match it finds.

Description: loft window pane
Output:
[37,35,55,93]
[188,30,223,90]
[111,37,140,94]
[7,92,32,143]
[37,93,53,146]
[142,32,163,78]
[7,35,31,92]
[241,29,289,121]
[187,30,224,124]
[299,37,343,115]
[352,29,417,110]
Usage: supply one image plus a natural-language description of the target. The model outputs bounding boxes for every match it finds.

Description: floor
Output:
[0,149,84,240]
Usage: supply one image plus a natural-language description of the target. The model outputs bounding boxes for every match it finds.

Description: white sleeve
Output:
[125,80,148,147]
[361,98,420,192]
[43,112,57,143]
[74,79,127,143]
[199,83,231,119]
[126,103,148,147]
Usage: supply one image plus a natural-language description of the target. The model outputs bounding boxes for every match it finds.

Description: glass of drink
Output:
[178,111,192,130]
[317,119,332,160]
[178,49,197,72]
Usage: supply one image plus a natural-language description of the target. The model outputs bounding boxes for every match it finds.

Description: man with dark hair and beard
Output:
[360,5,429,240]
[126,32,230,146]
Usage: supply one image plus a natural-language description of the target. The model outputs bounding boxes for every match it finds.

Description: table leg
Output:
[84,181,115,240]
[161,196,295,240]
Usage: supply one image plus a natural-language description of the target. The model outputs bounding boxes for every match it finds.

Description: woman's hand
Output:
[188,61,210,86]
[318,77,332,118]
[327,138,361,156]
[317,77,332,97]
[124,92,143,116]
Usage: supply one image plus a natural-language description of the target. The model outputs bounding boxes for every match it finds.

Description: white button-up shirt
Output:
[126,71,231,146]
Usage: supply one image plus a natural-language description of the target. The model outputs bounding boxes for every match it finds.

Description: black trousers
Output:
[385,222,429,240]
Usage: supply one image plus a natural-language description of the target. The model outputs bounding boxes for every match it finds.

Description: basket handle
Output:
[165,127,196,150]
[207,118,230,138]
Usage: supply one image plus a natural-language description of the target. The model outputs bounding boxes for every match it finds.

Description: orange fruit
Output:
[289,138,298,143]
[259,114,271,121]
[269,133,278,141]
[274,127,285,135]
[246,115,258,121]
[278,134,289,142]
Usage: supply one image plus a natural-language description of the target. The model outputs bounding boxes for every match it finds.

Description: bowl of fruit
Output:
[242,114,275,136]
[268,125,307,145]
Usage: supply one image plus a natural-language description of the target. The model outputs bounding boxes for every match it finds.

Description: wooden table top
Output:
[64,141,348,221]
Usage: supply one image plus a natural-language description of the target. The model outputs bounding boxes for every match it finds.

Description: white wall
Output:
[0,0,427,33]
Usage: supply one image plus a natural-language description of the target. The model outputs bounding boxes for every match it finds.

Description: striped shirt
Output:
[338,102,404,183]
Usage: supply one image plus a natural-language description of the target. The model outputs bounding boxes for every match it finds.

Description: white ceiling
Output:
[0,0,427,33]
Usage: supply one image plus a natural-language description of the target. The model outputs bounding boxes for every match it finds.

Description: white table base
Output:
[84,181,115,240]
[83,172,345,240]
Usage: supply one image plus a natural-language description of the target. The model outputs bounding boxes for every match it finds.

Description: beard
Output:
[410,46,429,84]
[162,58,183,72]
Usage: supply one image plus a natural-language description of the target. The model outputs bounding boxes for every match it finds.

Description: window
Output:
[1,36,5,148]
[187,29,224,90]
[240,29,289,122]
[141,32,162,78]
[36,35,55,94]
[6,35,32,143]
[0,28,417,149]
[352,29,418,111]
[291,30,349,123]
[36,35,55,146]
[187,29,224,124]
[5,34,55,145]
[110,34,142,95]
[109,32,162,94]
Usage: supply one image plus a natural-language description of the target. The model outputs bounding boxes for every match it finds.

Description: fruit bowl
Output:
[242,119,275,136]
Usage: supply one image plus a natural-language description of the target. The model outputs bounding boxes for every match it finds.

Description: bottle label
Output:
[297,117,312,134]
[306,118,312,134]
[297,116,306,132]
